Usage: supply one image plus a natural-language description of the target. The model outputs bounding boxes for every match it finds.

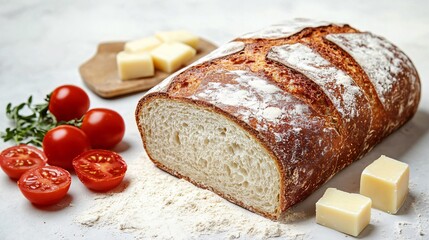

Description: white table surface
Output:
[1,0,428,239]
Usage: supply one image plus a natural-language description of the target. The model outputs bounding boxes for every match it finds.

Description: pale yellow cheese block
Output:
[117,51,154,80]
[155,30,200,49]
[360,155,409,214]
[124,36,162,53]
[316,188,371,237]
[151,42,196,73]
[124,36,162,52]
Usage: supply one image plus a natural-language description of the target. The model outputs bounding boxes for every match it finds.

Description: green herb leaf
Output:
[1,94,82,147]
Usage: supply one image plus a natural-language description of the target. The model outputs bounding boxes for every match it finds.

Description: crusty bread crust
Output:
[135,22,421,220]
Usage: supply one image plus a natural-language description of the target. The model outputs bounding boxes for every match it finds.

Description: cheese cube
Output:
[116,51,154,80]
[124,36,162,53]
[316,188,371,237]
[155,30,200,49]
[151,42,196,73]
[360,155,409,214]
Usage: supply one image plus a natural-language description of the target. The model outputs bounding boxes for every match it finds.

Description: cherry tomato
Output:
[18,166,71,205]
[43,125,91,170]
[81,108,125,149]
[73,149,127,192]
[0,145,47,179]
[49,85,90,122]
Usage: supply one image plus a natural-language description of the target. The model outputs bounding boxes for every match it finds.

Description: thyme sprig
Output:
[1,95,81,147]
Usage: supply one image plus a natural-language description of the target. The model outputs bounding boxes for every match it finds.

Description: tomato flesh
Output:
[18,166,71,205]
[0,145,47,179]
[81,108,125,149]
[43,125,91,170]
[73,149,127,192]
[49,85,90,122]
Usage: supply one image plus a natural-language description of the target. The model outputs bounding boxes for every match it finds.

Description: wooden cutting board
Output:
[79,39,217,98]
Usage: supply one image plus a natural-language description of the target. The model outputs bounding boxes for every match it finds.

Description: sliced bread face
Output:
[138,97,281,217]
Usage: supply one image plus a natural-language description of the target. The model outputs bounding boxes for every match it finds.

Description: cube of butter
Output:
[360,155,409,214]
[116,51,154,80]
[155,30,200,49]
[316,188,371,237]
[124,36,162,53]
[151,42,196,73]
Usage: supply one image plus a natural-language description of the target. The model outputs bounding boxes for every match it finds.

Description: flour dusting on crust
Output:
[240,18,342,39]
[267,43,363,120]
[191,70,310,132]
[325,33,418,110]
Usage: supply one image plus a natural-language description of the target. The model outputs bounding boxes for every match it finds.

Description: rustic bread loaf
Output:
[135,19,420,220]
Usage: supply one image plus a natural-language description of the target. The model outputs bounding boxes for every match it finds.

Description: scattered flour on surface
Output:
[74,155,429,239]
[74,154,306,239]
[392,185,429,240]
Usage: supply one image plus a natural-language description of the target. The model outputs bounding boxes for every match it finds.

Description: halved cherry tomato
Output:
[0,145,47,179]
[43,125,91,170]
[73,149,127,192]
[18,166,71,205]
[81,108,125,149]
[49,85,90,122]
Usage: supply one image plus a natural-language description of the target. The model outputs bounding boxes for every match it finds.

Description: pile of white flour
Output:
[74,153,306,239]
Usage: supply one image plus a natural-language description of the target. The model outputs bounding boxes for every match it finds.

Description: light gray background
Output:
[0,0,428,239]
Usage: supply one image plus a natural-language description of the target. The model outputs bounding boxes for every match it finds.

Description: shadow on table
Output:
[32,194,73,211]
[112,140,131,153]
[278,110,429,224]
